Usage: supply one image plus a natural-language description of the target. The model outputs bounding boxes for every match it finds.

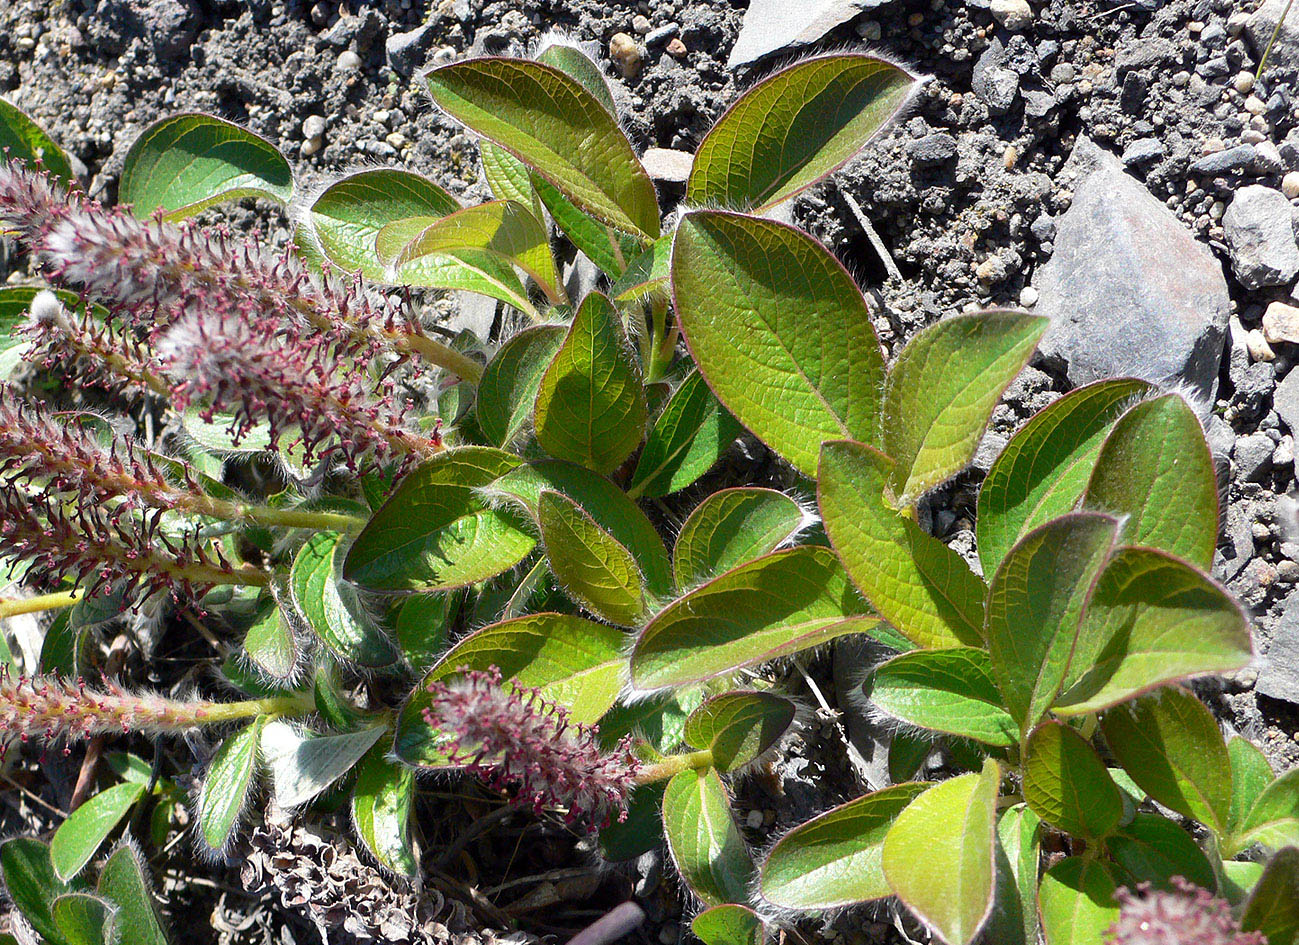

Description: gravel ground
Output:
[2,0,1299,942]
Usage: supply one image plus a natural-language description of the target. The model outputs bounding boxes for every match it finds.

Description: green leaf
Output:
[198,717,265,853]
[687,54,914,212]
[351,745,417,877]
[976,378,1153,576]
[533,175,643,278]
[818,440,985,649]
[242,594,299,680]
[1022,721,1122,840]
[869,648,1018,748]
[691,905,764,945]
[379,200,562,303]
[672,210,886,477]
[1105,812,1216,890]
[1239,767,1299,851]
[51,783,146,882]
[343,447,534,592]
[610,234,673,304]
[1083,393,1218,569]
[629,371,743,499]
[2,838,79,945]
[662,767,754,906]
[292,532,398,667]
[259,721,385,808]
[425,58,658,240]
[538,490,646,626]
[534,291,647,475]
[535,41,616,112]
[394,592,454,669]
[985,806,1042,945]
[600,782,667,861]
[119,113,292,220]
[1056,548,1252,715]
[882,760,999,945]
[0,97,73,182]
[759,783,927,910]
[1100,687,1232,835]
[50,893,109,945]
[673,488,804,591]
[476,325,567,447]
[1038,857,1119,945]
[986,512,1120,734]
[882,311,1047,505]
[97,845,168,945]
[1242,848,1299,945]
[1227,736,1275,841]
[308,169,460,282]
[1224,859,1267,904]
[488,460,671,596]
[480,142,545,220]
[395,613,626,764]
[684,691,796,773]
[631,546,879,691]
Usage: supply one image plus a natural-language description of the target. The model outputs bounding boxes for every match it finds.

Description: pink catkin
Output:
[423,668,639,829]
[1105,878,1267,945]
[0,671,217,753]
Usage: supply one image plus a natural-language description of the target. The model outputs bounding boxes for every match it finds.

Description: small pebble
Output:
[746,810,763,829]
[989,0,1033,30]
[666,37,686,58]
[1019,285,1039,307]
[300,136,322,157]
[302,115,326,139]
[1283,172,1299,199]
[1264,301,1299,345]
[1244,95,1267,116]
[1234,71,1255,94]
[1247,328,1276,362]
[609,32,642,77]
[337,49,362,71]
[631,14,651,35]
[856,20,882,41]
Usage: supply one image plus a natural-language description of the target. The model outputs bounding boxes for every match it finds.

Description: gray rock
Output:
[1246,0,1299,71]
[1235,431,1276,482]
[1122,137,1165,166]
[1222,185,1299,289]
[1275,366,1299,436]
[1216,500,1257,583]
[972,41,1019,113]
[1257,588,1299,704]
[88,0,201,59]
[641,148,693,182]
[1188,144,1258,175]
[385,22,437,77]
[1022,88,1056,118]
[1033,138,1232,401]
[450,292,497,340]
[1114,37,1176,75]
[908,132,959,166]
[728,0,893,68]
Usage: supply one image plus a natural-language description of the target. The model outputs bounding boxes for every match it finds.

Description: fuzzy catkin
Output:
[1105,879,1266,945]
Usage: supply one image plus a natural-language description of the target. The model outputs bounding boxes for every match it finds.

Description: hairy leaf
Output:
[538,490,646,626]
[476,325,566,447]
[1242,848,1299,945]
[673,488,804,590]
[870,648,1018,747]
[293,532,398,667]
[1038,857,1118,945]
[684,691,796,772]
[51,783,146,882]
[692,905,764,945]
[351,745,417,877]
[629,371,743,499]
[0,97,73,182]
[1023,722,1122,840]
[662,767,753,906]
[97,845,169,945]
[198,717,265,853]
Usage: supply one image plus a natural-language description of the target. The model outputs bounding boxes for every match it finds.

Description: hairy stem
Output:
[634,748,714,784]
[0,588,83,619]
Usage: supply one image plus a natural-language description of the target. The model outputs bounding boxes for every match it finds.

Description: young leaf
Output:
[1,838,79,945]
[424,58,659,240]
[687,54,914,212]
[480,142,545,220]
[259,721,386,808]
[1022,721,1123,840]
[818,440,985,649]
[881,760,999,945]
[628,371,743,499]
[535,41,616,112]
[610,234,673,304]
[1083,393,1217,568]
[976,378,1153,576]
[538,489,646,626]
[1056,548,1251,714]
[1100,687,1232,835]
[1105,812,1216,891]
[307,169,460,281]
[242,594,299,680]
[0,97,74,182]
[97,845,169,945]
[351,745,417,877]
[692,904,764,945]
[395,613,626,764]
[488,460,671,596]
[292,532,398,668]
[343,447,534,592]
[51,782,147,882]
[533,175,643,278]
[869,648,1018,748]
[1237,766,1299,851]
[672,211,886,477]
[985,512,1119,734]
[662,767,754,906]
[1241,847,1299,945]
[379,200,562,303]
[684,691,796,773]
[673,488,804,590]
[534,292,647,475]
[394,592,453,669]
[985,805,1042,945]
[119,113,292,220]
[631,546,880,691]
[1227,736,1275,841]
[882,311,1047,505]
[50,893,109,945]
[199,717,265,853]
[759,783,927,910]
[1038,857,1119,945]
[476,325,567,447]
